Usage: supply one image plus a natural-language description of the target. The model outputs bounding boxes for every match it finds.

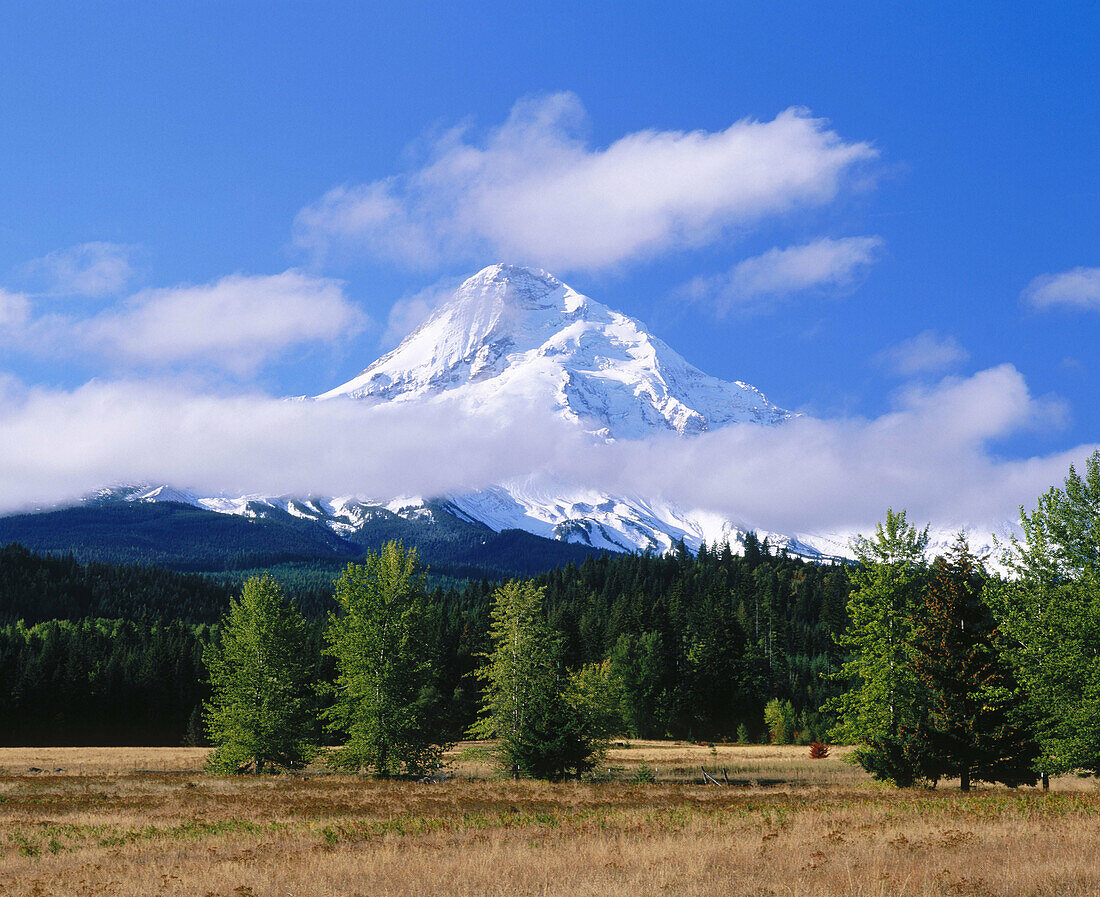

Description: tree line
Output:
[0,533,848,749]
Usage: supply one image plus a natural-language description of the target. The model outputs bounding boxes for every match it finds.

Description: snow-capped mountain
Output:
[85,264,849,560]
[319,264,789,438]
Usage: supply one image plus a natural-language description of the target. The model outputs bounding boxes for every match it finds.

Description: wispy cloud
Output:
[874,330,970,376]
[22,242,137,297]
[1,271,366,374]
[0,364,1084,534]
[0,289,31,330]
[681,236,882,314]
[294,93,877,272]
[1022,266,1100,310]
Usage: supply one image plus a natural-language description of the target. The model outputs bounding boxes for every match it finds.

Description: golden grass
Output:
[0,747,210,776]
[1,743,1098,896]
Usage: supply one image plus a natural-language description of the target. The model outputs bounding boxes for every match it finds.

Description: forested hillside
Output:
[0,501,601,579]
[0,538,850,746]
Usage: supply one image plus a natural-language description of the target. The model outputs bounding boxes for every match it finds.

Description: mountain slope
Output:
[0,496,603,578]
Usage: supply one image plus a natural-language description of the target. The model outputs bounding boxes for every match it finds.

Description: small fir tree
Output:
[909,537,1039,790]
[764,697,797,744]
[203,574,317,774]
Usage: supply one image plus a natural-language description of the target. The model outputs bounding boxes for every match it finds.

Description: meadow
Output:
[1,742,1098,897]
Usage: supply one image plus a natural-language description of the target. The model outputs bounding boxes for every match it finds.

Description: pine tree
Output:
[323,543,449,777]
[827,509,932,785]
[909,537,1038,790]
[471,580,606,779]
[203,574,317,773]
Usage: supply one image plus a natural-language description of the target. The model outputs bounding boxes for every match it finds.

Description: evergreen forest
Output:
[0,535,848,747]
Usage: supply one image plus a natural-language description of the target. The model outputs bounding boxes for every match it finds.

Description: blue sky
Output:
[1,2,1098,528]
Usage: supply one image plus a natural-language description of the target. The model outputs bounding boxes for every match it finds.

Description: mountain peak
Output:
[318,264,789,437]
[448,263,587,318]
[464,263,562,296]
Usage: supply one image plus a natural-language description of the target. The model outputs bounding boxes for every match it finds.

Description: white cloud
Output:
[294,93,877,272]
[1023,267,1100,310]
[80,271,365,372]
[0,381,578,513]
[0,364,1087,536]
[3,271,366,374]
[23,242,137,297]
[874,330,970,376]
[681,236,882,313]
[0,289,31,331]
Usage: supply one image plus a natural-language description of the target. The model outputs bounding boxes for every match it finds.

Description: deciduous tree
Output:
[471,580,608,779]
[204,574,316,774]
[991,450,1100,776]
[324,543,448,776]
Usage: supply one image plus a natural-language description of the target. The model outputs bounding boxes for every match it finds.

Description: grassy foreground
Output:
[1,743,1099,896]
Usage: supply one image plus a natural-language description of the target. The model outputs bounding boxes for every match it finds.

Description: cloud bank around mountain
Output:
[0,363,1088,536]
[294,93,877,273]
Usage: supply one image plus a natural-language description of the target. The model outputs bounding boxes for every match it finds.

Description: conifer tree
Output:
[203,574,316,774]
[324,542,448,777]
[909,537,1038,790]
[827,509,932,785]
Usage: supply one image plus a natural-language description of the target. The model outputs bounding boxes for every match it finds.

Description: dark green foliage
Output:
[204,575,318,773]
[0,539,852,747]
[907,538,1038,790]
[0,618,211,745]
[532,542,850,742]
[0,542,236,623]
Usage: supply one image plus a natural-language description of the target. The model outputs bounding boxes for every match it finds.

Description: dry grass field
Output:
[1,742,1098,896]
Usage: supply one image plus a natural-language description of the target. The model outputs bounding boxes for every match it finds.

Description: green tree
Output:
[569,659,626,740]
[764,697,797,744]
[323,543,448,777]
[827,509,932,785]
[203,574,317,774]
[909,537,1038,790]
[471,580,607,779]
[991,451,1100,776]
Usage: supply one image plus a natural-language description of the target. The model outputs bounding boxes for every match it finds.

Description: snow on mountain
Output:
[319,264,789,439]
